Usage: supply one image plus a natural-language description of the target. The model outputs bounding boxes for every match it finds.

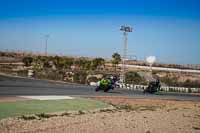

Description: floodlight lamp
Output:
[120,26,132,32]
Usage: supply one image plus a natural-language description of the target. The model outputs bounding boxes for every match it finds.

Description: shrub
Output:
[159,76,178,86]
[87,76,99,83]
[73,71,87,84]
[22,57,33,67]
[17,70,28,77]
[125,71,147,85]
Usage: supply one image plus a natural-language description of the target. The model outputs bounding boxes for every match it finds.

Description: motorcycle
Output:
[95,77,117,92]
[143,80,161,94]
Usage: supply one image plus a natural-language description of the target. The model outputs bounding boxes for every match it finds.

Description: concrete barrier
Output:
[89,82,200,93]
[114,83,200,93]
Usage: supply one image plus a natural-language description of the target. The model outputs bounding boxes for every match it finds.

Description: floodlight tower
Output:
[120,26,132,83]
[45,34,50,56]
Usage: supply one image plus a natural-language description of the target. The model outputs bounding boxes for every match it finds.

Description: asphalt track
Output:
[0,75,199,101]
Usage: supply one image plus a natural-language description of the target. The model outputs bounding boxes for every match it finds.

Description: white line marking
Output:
[19,96,75,100]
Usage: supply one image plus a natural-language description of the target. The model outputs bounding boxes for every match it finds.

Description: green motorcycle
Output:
[95,78,114,92]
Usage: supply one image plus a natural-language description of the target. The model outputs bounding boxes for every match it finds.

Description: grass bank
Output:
[0,98,108,119]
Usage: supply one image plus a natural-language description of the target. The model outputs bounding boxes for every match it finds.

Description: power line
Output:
[45,34,50,56]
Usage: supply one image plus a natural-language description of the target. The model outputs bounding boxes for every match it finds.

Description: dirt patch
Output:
[91,96,200,110]
[0,97,31,102]
[0,97,199,133]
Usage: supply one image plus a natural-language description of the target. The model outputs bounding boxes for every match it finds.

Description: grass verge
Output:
[0,98,108,119]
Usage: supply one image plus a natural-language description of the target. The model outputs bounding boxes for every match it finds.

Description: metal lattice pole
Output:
[122,32,128,83]
[120,26,132,84]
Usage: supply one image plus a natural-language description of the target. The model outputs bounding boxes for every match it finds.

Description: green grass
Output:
[0,98,108,119]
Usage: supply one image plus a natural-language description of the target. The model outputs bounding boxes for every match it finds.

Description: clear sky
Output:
[0,0,200,65]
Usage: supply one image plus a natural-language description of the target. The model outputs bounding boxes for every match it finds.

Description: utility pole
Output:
[120,26,132,83]
[45,34,50,56]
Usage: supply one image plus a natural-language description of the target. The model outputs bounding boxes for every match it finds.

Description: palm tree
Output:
[112,52,121,71]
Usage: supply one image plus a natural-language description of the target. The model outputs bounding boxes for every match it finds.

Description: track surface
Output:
[0,75,199,101]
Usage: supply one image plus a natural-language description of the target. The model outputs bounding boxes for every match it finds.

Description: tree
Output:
[112,52,121,71]
[52,56,65,70]
[22,57,33,67]
[53,56,61,68]
[75,57,88,70]
[80,58,93,70]
[92,58,105,70]
[84,60,92,70]
[32,56,43,70]
[41,56,51,68]
[63,58,74,69]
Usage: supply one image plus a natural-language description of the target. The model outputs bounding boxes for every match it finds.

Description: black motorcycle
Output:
[143,80,161,94]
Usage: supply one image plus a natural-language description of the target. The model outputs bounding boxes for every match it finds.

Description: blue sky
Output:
[0,0,200,64]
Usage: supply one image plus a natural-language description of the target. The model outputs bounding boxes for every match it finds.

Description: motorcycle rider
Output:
[99,78,111,89]
[96,77,112,92]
